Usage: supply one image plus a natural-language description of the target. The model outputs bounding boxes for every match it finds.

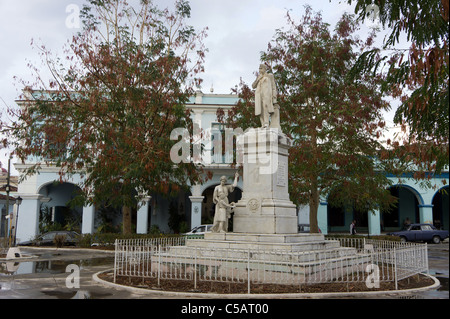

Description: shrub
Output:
[76,232,184,248]
[53,234,67,248]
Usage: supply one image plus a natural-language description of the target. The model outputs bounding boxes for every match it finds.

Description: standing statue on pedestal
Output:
[252,64,281,130]
[211,172,239,233]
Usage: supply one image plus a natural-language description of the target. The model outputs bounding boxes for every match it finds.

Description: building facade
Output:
[12,91,449,242]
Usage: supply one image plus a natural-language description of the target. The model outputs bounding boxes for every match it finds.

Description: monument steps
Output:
[157,240,371,283]
[163,233,367,265]
[184,237,340,252]
[166,244,360,263]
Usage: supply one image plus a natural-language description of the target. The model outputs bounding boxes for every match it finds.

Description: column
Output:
[189,196,204,229]
[368,209,381,235]
[419,205,433,225]
[0,204,5,237]
[16,195,41,243]
[137,196,151,234]
[82,203,95,234]
[317,202,328,235]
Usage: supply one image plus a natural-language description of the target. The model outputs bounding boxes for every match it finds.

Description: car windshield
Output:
[41,233,56,240]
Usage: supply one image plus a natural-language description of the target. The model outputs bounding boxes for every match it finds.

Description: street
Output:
[0,242,448,299]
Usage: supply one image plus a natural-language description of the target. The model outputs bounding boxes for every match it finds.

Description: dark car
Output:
[388,223,449,244]
[18,231,79,246]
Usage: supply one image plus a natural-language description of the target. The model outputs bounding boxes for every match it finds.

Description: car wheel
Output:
[432,236,441,244]
[400,236,407,243]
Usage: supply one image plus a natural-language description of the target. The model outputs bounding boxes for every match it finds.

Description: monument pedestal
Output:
[186,232,341,252]
[233,128,297,234]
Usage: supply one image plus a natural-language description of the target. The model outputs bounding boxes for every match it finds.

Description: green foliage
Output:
[76,232,183,248]
[345,0,449,175]
[5,0,208,235]
[39,204,82,233]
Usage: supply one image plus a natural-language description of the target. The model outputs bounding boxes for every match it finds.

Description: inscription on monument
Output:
[276,162,286,187]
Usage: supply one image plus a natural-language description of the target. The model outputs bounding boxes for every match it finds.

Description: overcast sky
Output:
[0,0,399,174]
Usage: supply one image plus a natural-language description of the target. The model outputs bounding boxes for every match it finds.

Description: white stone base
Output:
[232,128,298,234]
[184,232,340,252]
[162,233,367,284]
[233,203,298,234]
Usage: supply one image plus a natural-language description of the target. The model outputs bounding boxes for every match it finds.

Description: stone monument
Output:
[166,64,363,281]
[186,63,317,248]
[211,173,238,233]
[253,64,279,129]
[232,64,297,234]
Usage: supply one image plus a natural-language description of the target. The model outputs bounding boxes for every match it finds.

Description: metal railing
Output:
[327,237,429,289]
[113,236,429,293]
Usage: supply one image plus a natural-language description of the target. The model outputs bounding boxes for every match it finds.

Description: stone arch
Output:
[37,181,84,232]
[326,188,369,233]
[381,184,423,231]
[432,186,449,230]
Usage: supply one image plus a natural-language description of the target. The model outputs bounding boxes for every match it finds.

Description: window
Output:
[197,226,205,233]
[211,123,225,164]
[42,233,56,240]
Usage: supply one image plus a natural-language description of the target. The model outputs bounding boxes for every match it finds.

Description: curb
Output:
[92,269,441,299]
[1,246,114,262]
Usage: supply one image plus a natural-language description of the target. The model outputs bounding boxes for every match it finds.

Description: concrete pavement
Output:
[1,243,448,299]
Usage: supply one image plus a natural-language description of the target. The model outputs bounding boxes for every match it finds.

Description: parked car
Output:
[183,224,213,236]
[388,223,449,244]
[18,231,79,246]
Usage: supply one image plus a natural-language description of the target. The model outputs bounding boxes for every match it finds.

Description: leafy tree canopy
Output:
[2,0,208,216]
[344,0,449,178]
[223,6,397,232]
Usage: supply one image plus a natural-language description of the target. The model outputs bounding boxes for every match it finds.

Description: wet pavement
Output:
[0,247,188,299]
[0,242,448,299]
[417,242,449,299]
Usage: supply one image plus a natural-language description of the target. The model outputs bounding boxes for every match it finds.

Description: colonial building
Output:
[0,162,19,238]
[11,90,449,242]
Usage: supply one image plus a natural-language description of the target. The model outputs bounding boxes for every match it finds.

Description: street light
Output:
[13,196,22,246]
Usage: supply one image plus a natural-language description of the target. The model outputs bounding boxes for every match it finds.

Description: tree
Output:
[2,0,208,234]
[224,7,396,233]
[345,0,449,179]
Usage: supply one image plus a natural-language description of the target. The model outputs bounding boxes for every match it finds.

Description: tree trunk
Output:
[309,177,320,233]
[122,205,132,235]
[309,121,320,234]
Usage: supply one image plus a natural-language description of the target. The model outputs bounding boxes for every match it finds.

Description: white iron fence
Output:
[113,236,429,293]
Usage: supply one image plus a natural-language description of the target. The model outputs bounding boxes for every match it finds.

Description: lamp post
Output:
[13,196,22,246]
[5,156,11,246]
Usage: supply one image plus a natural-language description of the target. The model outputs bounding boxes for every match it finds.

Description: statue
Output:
[252,64,281,130]
[211,172,239,233]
